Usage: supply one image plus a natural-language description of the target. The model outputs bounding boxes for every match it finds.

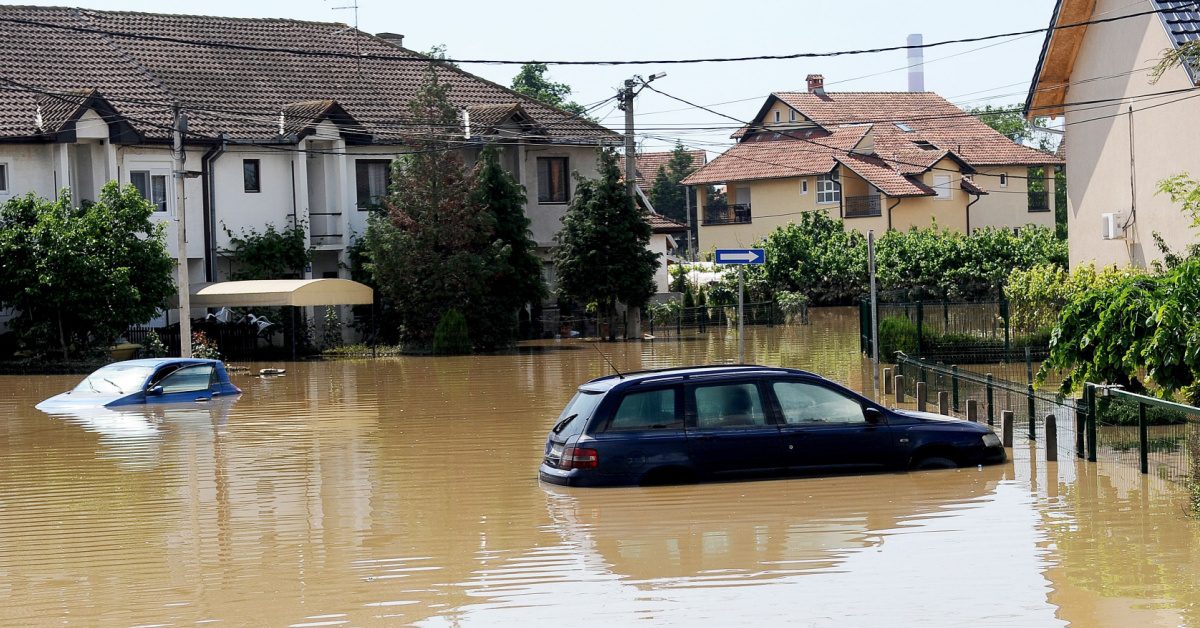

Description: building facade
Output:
[1026,0,1200,268]
[683,76,1062,251]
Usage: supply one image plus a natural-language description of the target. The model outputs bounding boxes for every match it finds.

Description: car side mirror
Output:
[146,385,164,397]
[863,407,885,424]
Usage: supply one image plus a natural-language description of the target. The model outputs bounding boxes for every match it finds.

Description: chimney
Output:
[907,34,924,92]
[376,32,405,48]
[806,74,825,94]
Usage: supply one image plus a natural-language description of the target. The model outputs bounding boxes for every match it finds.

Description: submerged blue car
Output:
[36,358,242,411]
[539,365,1006,487]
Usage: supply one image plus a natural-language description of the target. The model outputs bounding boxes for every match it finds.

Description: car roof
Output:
[580,364,816,392]
[100,358,224,368]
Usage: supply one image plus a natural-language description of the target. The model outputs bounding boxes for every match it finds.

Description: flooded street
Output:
[2,308,1199,626]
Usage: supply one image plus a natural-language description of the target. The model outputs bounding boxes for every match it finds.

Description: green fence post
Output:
[1027,385,1037,441]
[1075,397,1085,459]
[1001,294,1010,353]
[986,373,995,427]
[1025,347,1034,385]
[1138,401,1148,474]
[916,301,924,358]
[1087,385,1098,462]
[951,365,960,412]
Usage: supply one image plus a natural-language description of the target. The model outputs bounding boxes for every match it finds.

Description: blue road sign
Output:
[715,248,766,265]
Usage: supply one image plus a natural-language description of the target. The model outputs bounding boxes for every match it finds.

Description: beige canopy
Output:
[189,279,374,308]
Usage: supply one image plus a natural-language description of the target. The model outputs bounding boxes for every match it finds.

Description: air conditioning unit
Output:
[1101,212,1126,240]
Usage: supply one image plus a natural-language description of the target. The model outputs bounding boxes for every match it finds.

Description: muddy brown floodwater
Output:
[2,307,1199,626]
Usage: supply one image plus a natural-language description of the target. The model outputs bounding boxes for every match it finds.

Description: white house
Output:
[0,7,622,333]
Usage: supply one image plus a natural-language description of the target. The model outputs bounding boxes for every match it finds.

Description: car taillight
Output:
[560,446,598,470]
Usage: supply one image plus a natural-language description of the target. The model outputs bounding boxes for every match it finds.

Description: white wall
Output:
[524,145,601,249]
[0,144,56,201]
[650,233,672,293]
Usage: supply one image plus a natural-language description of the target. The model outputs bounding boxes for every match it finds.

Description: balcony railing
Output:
[1028,191,1050,212]
[703,203,752,225]
[310,211,344,245]
[844,195,882,218]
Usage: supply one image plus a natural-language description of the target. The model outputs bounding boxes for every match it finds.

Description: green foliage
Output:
[878,317,919,357]
[1096,396,1190,426]
[0,183,175,359]
[696,289,709,326]
[191,330,221,360]
[648,300,681,329]
[1151,40,1200,83]
[510,63,589,118]
[422,43,459,68]
[682,283,696,309]
[322,306,343,350]
[142,330,167,359]
[762,212,867,305]
[776,290,809,324]
[432,309,471,355]
[365,70,540,352]
[648,142,697,223]
[554,147,658,339]
[967,103,1052,151]
[222,222,311,280]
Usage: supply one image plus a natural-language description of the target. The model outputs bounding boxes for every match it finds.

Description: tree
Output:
[510,63,589,118]
[470,144,547,343]
[364,69,496,350]
[0,183,175,359]
[555,148,658,340]
[648,142,697,223]
[422,43,459,68]
[967,104,1052,150]
[221,222,310,280]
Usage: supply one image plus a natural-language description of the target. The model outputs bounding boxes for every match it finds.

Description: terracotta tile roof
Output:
[635,149,707,188]
[648,212,687,233]
[960,176,989,195]
[682,126,869,185]
[835,153,933,197]
[0,6,620,144]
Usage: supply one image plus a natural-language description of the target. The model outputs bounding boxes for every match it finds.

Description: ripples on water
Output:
[1,309,1198,626]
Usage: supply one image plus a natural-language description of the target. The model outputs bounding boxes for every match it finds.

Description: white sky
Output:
[18,0,1068,154]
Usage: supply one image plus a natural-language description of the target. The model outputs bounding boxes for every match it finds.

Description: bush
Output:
[879,317,918,357]
[1096,396,1191,426]
[191,331,221,360]
[432,309,471,355]
[142,330,167,359]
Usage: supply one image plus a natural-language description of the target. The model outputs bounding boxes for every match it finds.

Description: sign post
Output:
[715,249,766,364]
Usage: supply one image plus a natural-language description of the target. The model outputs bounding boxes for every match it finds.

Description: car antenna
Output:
[589,341,624,379]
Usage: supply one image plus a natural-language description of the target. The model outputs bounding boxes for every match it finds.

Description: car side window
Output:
[609,387,681,431]
[157,365,216,394]
[772,381,865,425]
[693,383,767,428]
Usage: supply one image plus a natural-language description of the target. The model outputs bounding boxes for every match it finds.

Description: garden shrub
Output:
[879,317,918,357]
[432,309,471,355]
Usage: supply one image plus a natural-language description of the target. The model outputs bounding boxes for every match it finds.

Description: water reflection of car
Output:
[539,365,1006,487]
[35,358,242,411]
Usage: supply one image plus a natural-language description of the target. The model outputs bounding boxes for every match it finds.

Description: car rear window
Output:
[552,390,604,439]
[608,388,680,431]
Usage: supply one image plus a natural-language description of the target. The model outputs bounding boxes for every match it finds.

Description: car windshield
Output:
[73,364,156,394]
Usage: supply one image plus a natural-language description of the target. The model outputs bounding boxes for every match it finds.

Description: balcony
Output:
[844,195,882,218]
[1028,191,1050,212]
[309,211,343,247]
[703,203,752,226]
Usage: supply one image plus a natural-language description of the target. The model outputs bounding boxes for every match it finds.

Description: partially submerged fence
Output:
[893,353,1199,487]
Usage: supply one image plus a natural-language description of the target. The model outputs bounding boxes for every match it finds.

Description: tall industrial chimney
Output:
[907,33,924,92]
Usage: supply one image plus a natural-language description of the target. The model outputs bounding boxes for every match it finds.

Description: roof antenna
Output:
[588,341,624,379]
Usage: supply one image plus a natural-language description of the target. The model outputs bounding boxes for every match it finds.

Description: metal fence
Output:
[893,353,1199,488]
[534,301,800,340]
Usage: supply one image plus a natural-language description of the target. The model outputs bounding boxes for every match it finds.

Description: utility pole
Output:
[173,105,192,358]
[616,72,665,340]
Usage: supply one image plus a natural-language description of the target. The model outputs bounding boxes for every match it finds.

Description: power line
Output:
[0,3,1194,66]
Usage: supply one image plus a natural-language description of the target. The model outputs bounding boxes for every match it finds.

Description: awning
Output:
[188,279,374,308]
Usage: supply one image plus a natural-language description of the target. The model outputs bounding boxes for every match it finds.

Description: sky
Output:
[16,0,1066,155]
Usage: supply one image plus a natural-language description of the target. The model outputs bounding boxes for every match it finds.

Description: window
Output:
[816,171,840,204]
[789,109,797,122]
[933,174,952,200]
[243,159,260,193]
[130,170,168,212]
[609,388,681,430]
[800,180,808,195]
[156,365,215,394]
[537,157,569,203]
[0,163,8,194]
[355,159,390,210]
[772,381,865,425]
[999,173,1009,187]
[774,110,781,123]
[694,383,767,428]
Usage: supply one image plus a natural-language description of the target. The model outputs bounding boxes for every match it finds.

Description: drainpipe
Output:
[200,136,227,282]
[966,193,981,236]
[886,197,902,231]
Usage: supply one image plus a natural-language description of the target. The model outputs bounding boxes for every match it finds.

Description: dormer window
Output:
[774,111,781,123]
[789,110,797,122]
[913,140,938,150]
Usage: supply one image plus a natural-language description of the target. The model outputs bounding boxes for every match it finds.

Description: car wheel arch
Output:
[909,445,961,469]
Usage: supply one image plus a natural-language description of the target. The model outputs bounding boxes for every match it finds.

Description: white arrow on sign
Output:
[715,249,765,264]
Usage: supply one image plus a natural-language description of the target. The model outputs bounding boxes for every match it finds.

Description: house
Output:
[636,149,707,256]
[647,212,689,293]
[1026,0,1200,268]
[682,75,1063,251]
[0,7,620,322]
